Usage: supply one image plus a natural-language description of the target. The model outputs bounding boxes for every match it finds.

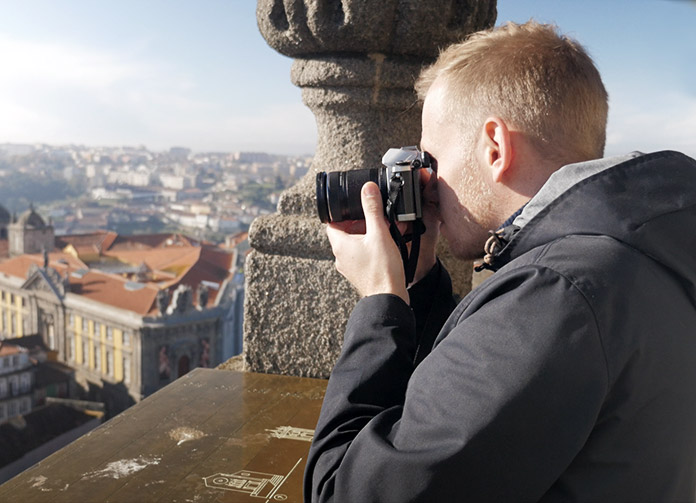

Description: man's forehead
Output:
[423,77,448,105]
[422,79,451,126]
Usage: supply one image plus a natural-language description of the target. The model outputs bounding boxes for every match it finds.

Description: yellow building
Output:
[0,231,243,404]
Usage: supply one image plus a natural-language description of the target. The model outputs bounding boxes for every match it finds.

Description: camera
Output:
[315,146,431,223]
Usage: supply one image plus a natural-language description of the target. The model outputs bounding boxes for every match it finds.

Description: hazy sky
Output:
[0,0,694,157]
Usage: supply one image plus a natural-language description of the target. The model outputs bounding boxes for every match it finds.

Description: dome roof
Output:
[16,207,47,228]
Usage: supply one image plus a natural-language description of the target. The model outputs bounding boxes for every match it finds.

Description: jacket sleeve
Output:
[407,259,458,366]
[304,265,609,502]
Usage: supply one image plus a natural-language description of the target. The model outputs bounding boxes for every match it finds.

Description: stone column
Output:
[243,0,497,378]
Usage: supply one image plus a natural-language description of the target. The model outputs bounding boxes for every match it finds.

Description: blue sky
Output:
[0,0,694,157]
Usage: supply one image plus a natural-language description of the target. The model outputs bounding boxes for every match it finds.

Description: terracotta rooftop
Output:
[68,268,161,315]
[102,246,201,276]
[0,233,235,316]
[0,342,26,357]
[55,230,118,253]
[226,231,249,248]
[0,252,87,279]
[108,233,200,251]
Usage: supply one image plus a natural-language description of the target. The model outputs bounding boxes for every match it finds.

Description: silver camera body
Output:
[316,145,431,223]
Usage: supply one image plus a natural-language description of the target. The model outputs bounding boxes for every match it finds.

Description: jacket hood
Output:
[490,150,696,293]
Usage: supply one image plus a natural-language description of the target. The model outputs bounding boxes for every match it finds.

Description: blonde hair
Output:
[416,21,608,161]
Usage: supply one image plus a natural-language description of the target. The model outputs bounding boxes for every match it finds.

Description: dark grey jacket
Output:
[305,151,696,502]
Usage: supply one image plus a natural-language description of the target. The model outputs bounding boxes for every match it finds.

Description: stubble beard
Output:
[442,157,496,261]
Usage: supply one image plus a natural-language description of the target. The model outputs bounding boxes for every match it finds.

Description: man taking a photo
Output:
[305,21,696,502]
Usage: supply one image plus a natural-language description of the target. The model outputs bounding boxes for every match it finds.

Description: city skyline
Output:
[0,1,694,157]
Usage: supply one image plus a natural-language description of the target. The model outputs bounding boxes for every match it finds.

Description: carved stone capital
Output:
[244,0,496,377]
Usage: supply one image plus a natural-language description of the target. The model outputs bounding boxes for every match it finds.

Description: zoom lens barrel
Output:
[316,168,382,223]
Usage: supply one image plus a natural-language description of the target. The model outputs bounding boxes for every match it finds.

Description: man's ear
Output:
[481,117,512,183]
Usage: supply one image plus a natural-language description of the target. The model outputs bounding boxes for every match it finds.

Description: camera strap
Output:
[385,176,426,287]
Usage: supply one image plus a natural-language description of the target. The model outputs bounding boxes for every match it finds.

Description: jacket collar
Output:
[476,152,646,272]
[513,152,643,229]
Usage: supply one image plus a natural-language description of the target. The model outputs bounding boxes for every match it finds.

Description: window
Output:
[9,375,19,396]
[0,403,6,422]
[123,356,131,385]
[20,373,31,393]
[69,314,75,327]
[11,355,19,368]
[69,337,75,361]
[0,378,7,398]
[106,351,113,376]
[94,344,101,371]
[48,324,55,349]
[106,326,113,341]
[0,356,5,370]
[19,397,30,415]
[82,318,88,333]
[8,400,17,417]
[123,332,131,346]
[82,340,88,366]
[95,322,101,337]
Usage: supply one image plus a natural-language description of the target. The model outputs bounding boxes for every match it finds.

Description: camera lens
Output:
[315,168,382,223]
[316,172,330,223]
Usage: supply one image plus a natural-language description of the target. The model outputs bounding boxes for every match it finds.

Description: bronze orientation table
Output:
[0,368,328,502]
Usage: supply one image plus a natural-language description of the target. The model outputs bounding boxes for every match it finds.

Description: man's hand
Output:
[410,165,440,285]
[326,182,409,303]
